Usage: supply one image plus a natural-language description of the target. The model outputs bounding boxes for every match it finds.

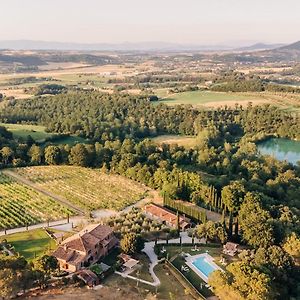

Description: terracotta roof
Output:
[52,247,85,264]
[144,204,190,228]
[53,224,114,264]
[118,253,131,263]
[77,269,98,285]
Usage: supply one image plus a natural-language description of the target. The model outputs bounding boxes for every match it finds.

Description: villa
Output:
[53,223,118,272]
[144,203,191,230]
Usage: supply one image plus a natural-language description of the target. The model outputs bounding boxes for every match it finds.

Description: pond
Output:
[257,138,300,165]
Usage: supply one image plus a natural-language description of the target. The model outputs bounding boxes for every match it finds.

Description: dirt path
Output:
[2,169,84,215]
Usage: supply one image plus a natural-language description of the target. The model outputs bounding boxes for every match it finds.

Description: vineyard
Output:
[15,166,148,211]
[0,173,74,230]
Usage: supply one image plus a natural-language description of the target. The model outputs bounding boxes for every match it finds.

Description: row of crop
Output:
[15,167,145,211]
[0,174,74,230]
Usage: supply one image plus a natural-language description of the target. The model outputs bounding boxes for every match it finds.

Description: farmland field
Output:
[4,229,56,260]
[158,90,266,107]
[0,173,74,230]
[15,166,148,211]
[157,90,300,112]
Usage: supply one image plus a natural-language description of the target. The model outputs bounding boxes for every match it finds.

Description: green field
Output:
[15,166,148,211]
[151,135,198,148]
[0,123,52,142]
[0,173,74,229]
[0,123,89,145]
[4,229,56,260]
[158,91,259,106]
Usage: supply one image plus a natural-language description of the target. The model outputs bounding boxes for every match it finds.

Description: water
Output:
[192,256,218,278]
[257,138,300,165]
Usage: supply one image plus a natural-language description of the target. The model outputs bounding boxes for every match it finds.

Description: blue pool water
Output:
[192,256,217,277]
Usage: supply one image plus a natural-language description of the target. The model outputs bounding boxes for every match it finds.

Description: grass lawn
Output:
[130,253,153,282]
[4,229,56,260]
[155,244,225,298]
[104,264,193,300]
[151,134,198,148]
[154,263,194,299]
[156,244,223,259]
[15,166,148,211]
[0,123,53,142]
[172,256,213,298]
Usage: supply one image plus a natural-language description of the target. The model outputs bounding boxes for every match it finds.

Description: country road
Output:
[2,169,84,215]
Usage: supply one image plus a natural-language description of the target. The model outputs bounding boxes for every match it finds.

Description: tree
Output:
[0,268,18,299]
[254,245,294,284]
[239,192,274,248]
[68,144,89,167]
[34,255,58,275]
[44,146,62,165]
[209,262,273,300]
[1,146,14,165]
[120,233,145,255]
[283,232,300,259]
[28,144,43,164]
[195,221,227,244]
[221,181,246,214]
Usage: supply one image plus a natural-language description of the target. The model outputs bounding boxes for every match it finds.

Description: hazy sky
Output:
[1,0,300,45]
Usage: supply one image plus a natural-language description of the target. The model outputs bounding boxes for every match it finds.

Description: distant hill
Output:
[251,40,300,62]
[236,43,285,51]
[278,40,300,50]
[0,40,234,51]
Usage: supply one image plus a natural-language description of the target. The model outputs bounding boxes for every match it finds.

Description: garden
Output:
[2,228,57,260]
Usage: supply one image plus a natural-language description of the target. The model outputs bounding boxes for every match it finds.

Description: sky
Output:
[1,0,300,46]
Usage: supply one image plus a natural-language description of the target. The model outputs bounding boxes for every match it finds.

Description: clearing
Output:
[0,123,52,142]
[0,172,74,230]
[151,135,198,148]
[0,123,89,145]
[14,166,149,211]
[4,228,56,260]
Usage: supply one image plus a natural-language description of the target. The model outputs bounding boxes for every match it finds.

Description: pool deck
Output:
[185,253,223,283]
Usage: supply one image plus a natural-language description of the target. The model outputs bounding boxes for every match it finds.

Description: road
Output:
[0,216,88,237]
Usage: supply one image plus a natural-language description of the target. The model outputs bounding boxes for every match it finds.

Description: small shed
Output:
[123,258,139,270]
[223,242,239,256]
[77,269,99,287]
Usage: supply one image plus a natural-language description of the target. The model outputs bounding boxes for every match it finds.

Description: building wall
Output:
[58,259,77,273]
[56,233,118,273]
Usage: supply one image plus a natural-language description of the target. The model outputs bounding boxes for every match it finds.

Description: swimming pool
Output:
[192,256,218,277]
[185,253,222,282]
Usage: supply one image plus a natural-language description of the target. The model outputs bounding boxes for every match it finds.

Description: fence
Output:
[165,260,206,300]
